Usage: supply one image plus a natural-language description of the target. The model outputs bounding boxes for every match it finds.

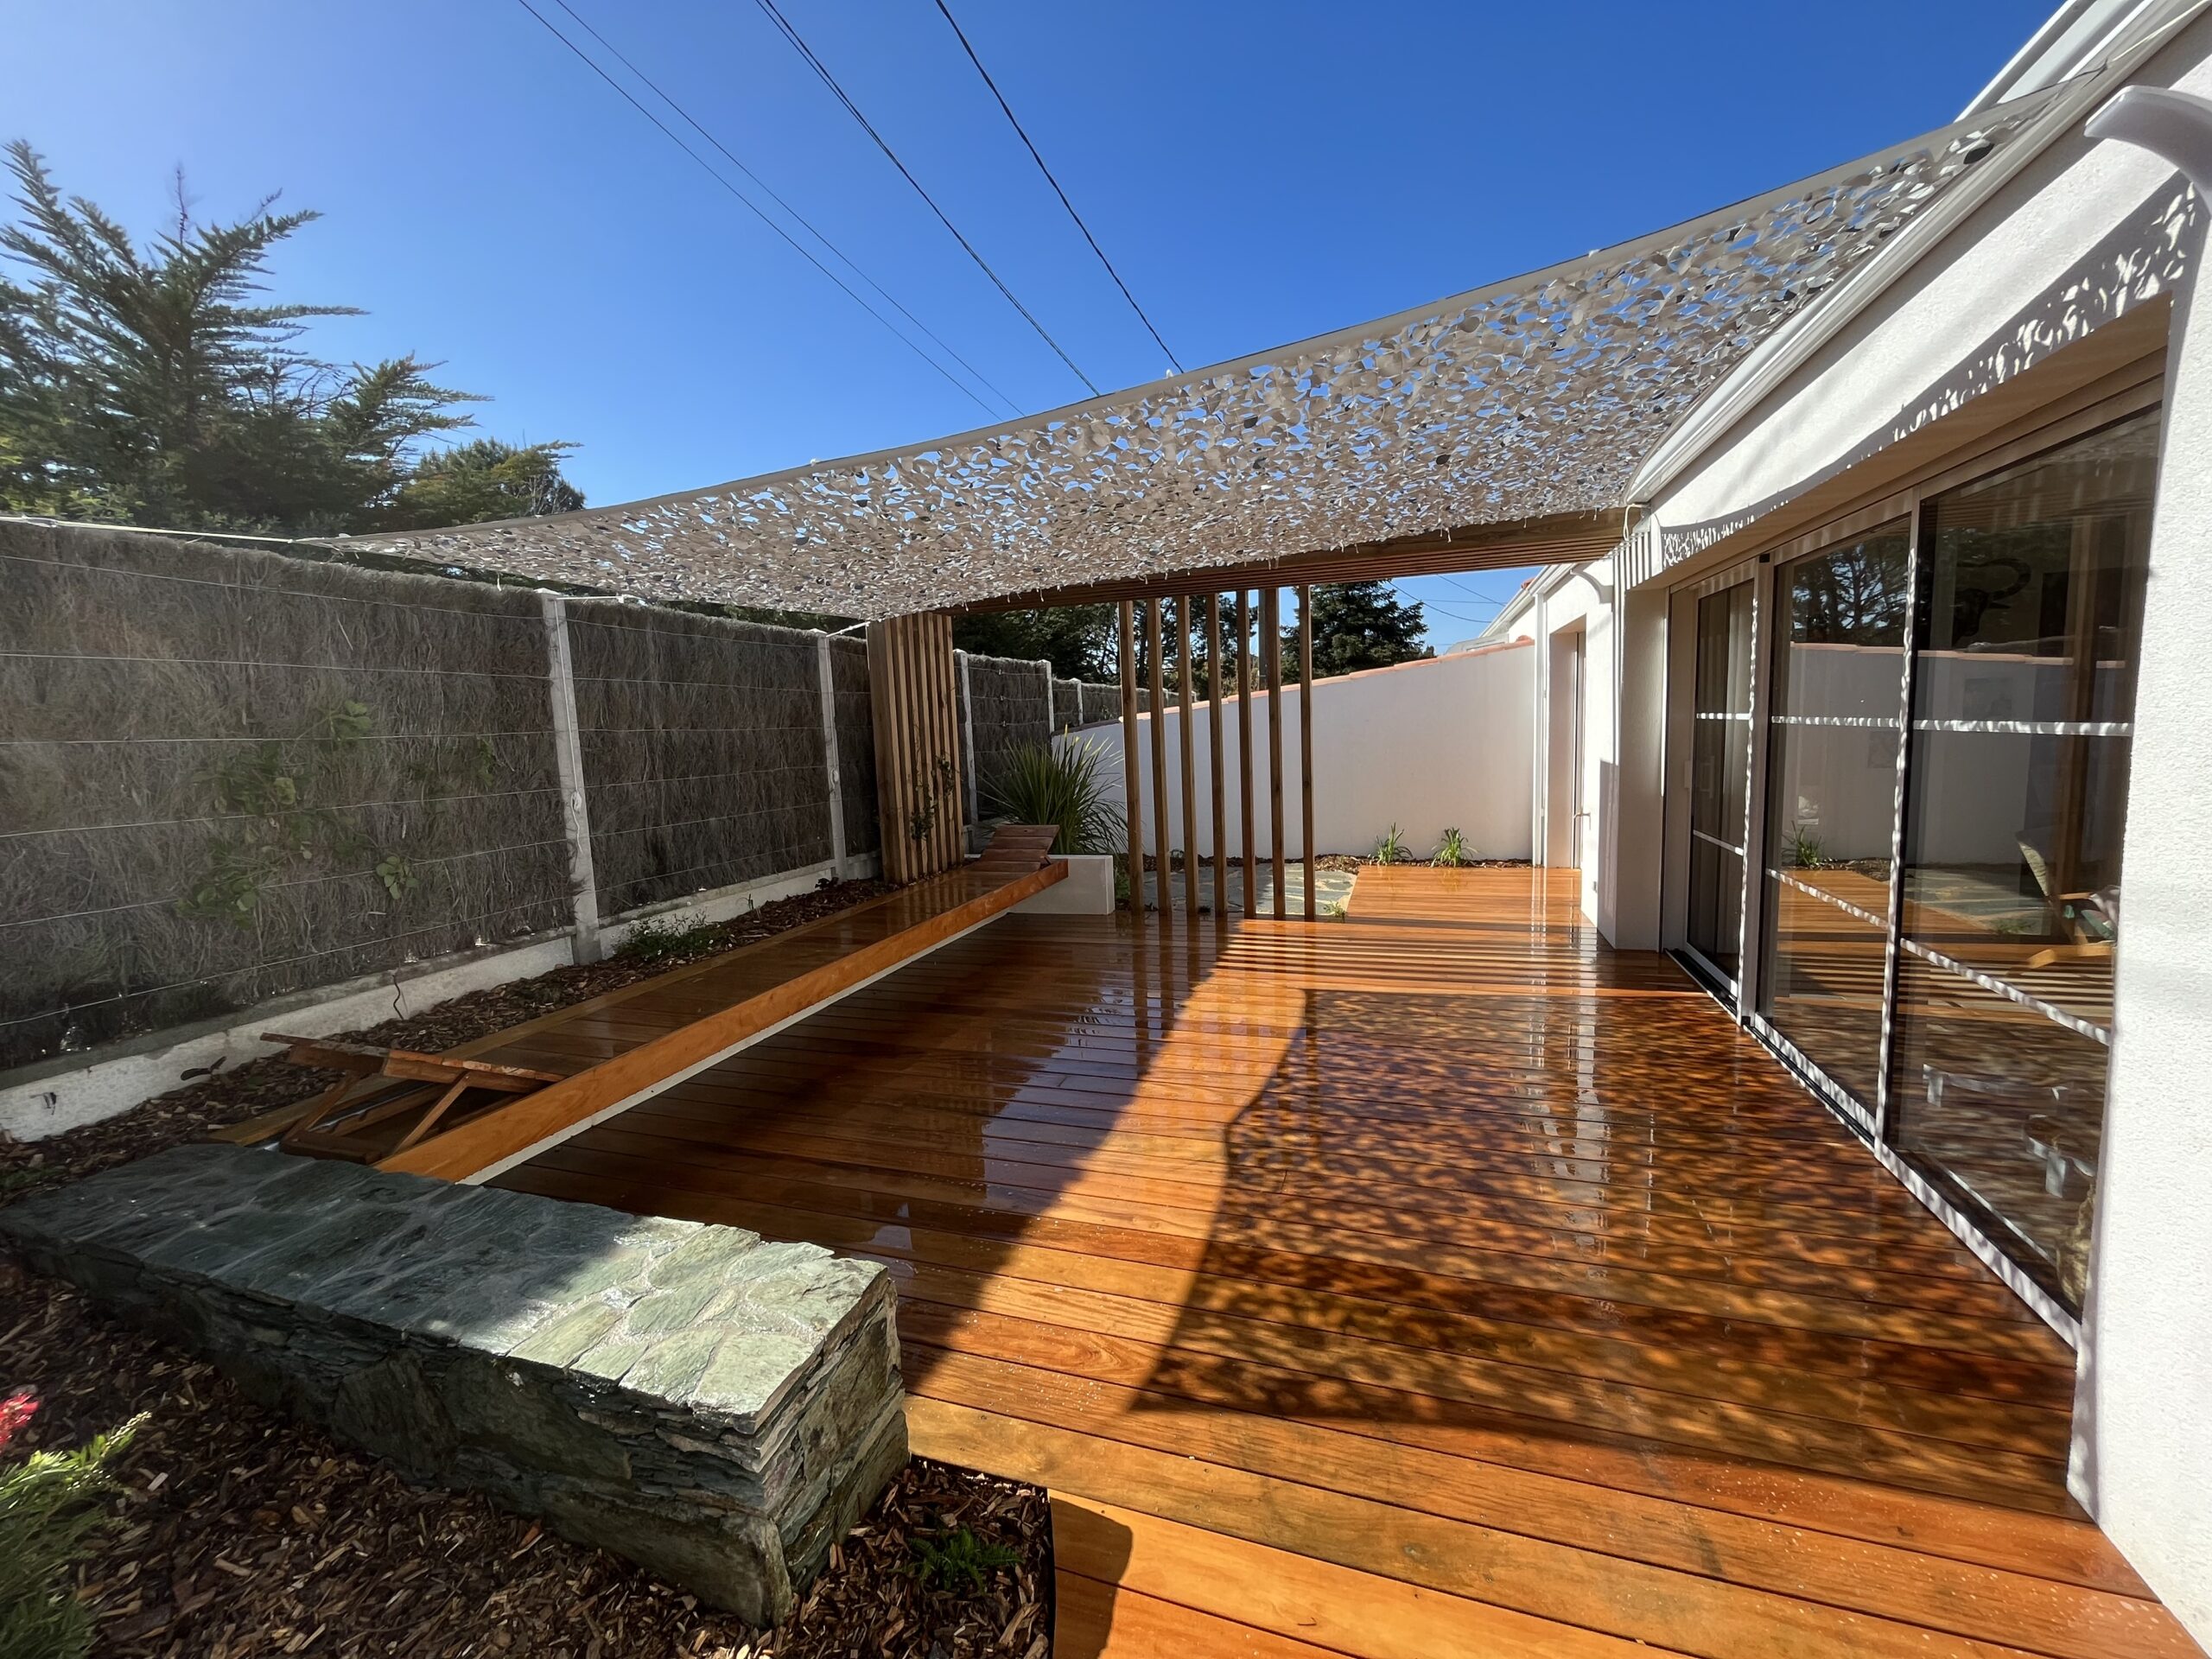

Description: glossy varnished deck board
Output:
[493,866,2197,1658]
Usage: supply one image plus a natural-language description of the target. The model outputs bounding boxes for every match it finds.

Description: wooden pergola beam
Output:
[947,509,1615,613]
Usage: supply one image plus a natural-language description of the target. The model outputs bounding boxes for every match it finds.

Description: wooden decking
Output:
[491,865,2199,1658]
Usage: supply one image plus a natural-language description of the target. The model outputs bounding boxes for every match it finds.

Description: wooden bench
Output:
[238,827,1069,1182]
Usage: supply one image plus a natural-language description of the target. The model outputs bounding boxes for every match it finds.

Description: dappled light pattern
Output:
[495,867,2194,1656]
[357,105,2047,619]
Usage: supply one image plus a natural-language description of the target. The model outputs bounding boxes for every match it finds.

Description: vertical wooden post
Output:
[1146,599,1170,920]
[1206,593,1227,920]
[957,647,979,848]
[935,613,963,871]
[867,621,904,883]
[1299,583,1316,921]
[1237,591,1257,918]
[1175,597,1199,918]
[1264,587,1285,918]
[1119,601,1142,919]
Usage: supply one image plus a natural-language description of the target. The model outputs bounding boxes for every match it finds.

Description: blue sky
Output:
[7,0,2050,644]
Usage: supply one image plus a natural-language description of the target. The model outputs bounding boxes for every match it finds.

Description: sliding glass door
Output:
[1728,409,2155,1324]
[1886,410,2155,1315]
[1756,526,1910,1109]
[1686,581,1755,988]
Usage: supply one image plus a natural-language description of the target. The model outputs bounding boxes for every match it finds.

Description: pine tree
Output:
[0,142,581,534]
[1287,581,1431,679]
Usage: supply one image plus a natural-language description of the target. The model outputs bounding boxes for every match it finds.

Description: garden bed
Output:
[2,872,1057,1656]
[0,879,888,1197]
[3,1262,1049,1659]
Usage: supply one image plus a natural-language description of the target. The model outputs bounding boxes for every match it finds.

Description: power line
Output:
[749,0,1099,395]
[1433,570,1516,607]
[512,0,999,416]
[550,0,1022,418]
[926,0,1181,373]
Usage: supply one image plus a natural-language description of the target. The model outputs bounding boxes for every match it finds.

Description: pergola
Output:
[354,94,2050,894]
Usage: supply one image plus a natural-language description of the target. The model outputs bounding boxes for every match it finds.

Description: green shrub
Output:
[0,1395,142,1659]
[1432,826,1469,867]
[909,1525,1020,1595]
[982,740,1123,855]
[1373,823,1408,865]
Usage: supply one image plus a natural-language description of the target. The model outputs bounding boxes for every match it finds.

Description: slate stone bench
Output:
[0,1143,906,1624]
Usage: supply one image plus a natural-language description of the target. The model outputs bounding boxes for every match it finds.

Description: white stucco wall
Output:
[1069,642,1534,861]
[2070,238,2212,1643]
[1510,561,1618,925]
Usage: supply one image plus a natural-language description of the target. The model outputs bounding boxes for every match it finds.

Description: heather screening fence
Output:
[0,522,1119,1076]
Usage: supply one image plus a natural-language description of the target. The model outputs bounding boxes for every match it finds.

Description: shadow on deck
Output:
[492,866,2199,1659]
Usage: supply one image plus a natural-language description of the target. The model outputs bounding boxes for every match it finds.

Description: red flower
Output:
[0,1389,37,1451]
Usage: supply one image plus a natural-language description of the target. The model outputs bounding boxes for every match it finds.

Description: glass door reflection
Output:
[1756,526,1910,1110]
[1887,411,2155,1315]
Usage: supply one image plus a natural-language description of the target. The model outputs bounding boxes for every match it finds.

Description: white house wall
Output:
[1568,14,2212,1643]
[1510,560,1618,925]
[1065,644,1534,861]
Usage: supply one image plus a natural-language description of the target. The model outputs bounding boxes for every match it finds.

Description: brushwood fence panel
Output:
[961,652,1052,817]
[0,521,1128,1077]
[0,523,570,1071]
[828,636,880,858]
[564,603,831,918]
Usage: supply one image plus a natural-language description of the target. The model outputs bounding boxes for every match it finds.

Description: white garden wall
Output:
[1064,642,1534,861]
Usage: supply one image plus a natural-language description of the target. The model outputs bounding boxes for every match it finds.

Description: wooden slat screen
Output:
[867,611,966,884]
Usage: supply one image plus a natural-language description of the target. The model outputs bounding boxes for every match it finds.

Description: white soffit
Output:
[350,98,2056,621]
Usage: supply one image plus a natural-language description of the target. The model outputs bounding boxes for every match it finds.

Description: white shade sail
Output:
[352,97,2052,619]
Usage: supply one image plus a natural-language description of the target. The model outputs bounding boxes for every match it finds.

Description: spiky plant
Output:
[1432,826,1469,867]
[1373,823,1408,865]
[982,740,1122,855]
[0,1398,143,1659]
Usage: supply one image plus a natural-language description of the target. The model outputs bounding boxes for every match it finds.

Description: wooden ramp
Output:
[491,866,2201,1659]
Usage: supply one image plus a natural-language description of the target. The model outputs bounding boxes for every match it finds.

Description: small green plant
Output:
[0,1394,143,1659]
[1787,822,1826,869]
[1432,826,1469,867]
[908,1525,1020,1595]
[616,915,721,963]
[983,739,1123,855]
[375,852,418,902]
[1373,823,1408,865]
[179,698,422,928]
[907,753,957,845]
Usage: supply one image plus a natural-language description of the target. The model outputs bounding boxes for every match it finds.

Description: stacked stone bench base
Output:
[0,1144,906,1624]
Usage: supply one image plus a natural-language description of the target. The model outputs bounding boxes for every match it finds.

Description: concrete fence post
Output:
[1042,659,1055,735]
[958,649,980,842]
[540,593,602,963]
[816,633,849,879]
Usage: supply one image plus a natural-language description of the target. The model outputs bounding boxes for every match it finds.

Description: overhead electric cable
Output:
[926,0,1182,372]
[1433,571,1515,606]
[550,0,1022,417]
[512,0,999,416]
[748,0,1100,395]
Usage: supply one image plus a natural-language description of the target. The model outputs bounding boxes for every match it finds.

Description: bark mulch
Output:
[0,878,889,1196]
[1,874,1058,1656]
[4,1262,1050,1659]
